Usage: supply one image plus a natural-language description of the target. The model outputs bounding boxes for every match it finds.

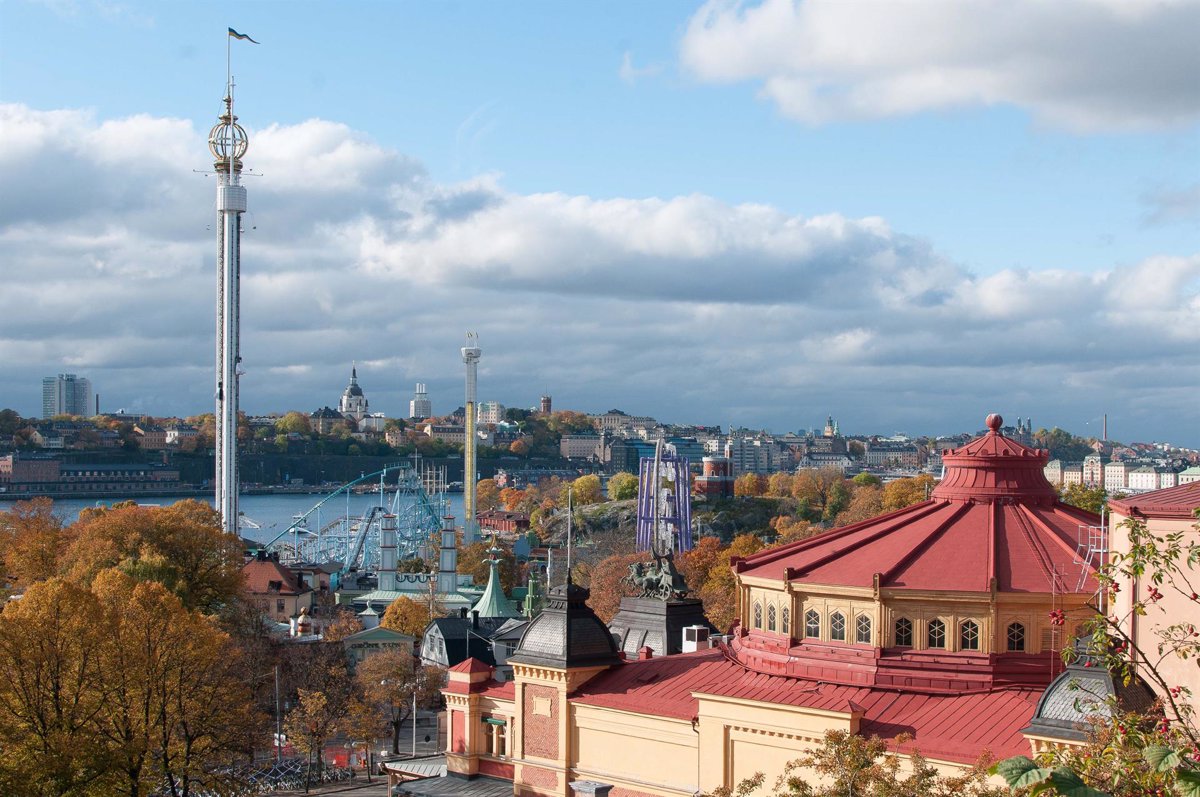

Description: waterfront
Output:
[21,491,467,545]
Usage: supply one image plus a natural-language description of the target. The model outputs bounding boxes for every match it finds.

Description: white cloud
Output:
[619,52,663,85]
[0,103,1197,441]
[679,0,1200,131]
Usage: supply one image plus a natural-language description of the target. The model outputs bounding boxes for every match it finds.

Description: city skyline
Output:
[1,2,1198,445]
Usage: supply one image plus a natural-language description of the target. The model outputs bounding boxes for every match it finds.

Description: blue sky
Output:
[1,0,1198,444]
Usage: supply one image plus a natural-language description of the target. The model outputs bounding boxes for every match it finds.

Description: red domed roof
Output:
[735,415,1100,594]
[931,413,1059,506]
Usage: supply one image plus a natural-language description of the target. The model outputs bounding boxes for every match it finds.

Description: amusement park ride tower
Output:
[461,332,482,543]
[208,66,250,535]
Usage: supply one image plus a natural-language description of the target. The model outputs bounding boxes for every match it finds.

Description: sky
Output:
[0,0,1197,444]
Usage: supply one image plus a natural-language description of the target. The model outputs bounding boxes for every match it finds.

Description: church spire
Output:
[470,535,519,618]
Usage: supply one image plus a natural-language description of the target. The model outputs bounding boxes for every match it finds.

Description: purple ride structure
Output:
[635,440,694,555]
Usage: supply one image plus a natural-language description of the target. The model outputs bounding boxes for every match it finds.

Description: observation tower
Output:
[461,332,482,543]
[208,77,249,534]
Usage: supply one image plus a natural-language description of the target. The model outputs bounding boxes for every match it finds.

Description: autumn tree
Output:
[769,515,815,545]
[583,551,649,624]
[832,485,883,527]
[693,533,765,632]
[0,497,71,595]
[607,471,639,501]
[678,536,724,595]
[61,500,244,613]
[734,473,767,497]
[284,689,341,784]
[881,473,937,512]
[275,411,312,435]
[458,538,517,593]
[340,699,385,779]
[0,572,261,797]
[381,595,443,638]
[766,472,794,498]
[476,478,501,511]
[562,474,604,506]
[355,650,445,754]
[321,608,364,643]
[500,487,530,513]
[0,579,112,797]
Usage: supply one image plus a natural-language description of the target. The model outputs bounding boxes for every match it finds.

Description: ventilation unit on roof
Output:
[682,625,711,653]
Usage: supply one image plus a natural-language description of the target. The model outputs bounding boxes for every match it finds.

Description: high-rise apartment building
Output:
[409,383,432,420]
[42,374,92,418]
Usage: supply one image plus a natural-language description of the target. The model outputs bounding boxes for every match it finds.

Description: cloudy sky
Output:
[1,0,1197,444]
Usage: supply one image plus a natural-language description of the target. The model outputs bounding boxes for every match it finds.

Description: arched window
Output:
[767,604,777,632]
[830,612,846,642]
[1007,622,1026,652]
[856,615,872,644]
[753,602,762,629]
[782,607,791,636]
[805,609,820,638]
[894,617,913,647]
[960,620,980,651]
[927,618,946,649]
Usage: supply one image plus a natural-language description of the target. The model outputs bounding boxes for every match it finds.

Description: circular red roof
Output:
[931,414,1059,505]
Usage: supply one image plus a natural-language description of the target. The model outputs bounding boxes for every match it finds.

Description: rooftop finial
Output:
[986,413,1003,434]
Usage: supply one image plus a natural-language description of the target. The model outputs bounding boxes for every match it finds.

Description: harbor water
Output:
[20,491,467,546]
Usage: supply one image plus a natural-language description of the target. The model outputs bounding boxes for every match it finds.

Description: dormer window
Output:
[1007,622,1026,652]
[855,615,872,644]
[781,607,790,636]
[830,612,846,642]
[960,620,980,651]
[767,605,777,632]
[894,617,913,647]
[753,601,762,629]
[804,609,820,638]
[928,618,946,648]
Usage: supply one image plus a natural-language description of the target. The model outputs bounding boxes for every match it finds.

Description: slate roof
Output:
[507,582,621,669]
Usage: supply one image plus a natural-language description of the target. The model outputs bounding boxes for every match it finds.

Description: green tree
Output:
[1060,483,1108,514]
[852,472,881,487]
[822,479,851,523]
[607,472,639,501]
[0,408,22,436]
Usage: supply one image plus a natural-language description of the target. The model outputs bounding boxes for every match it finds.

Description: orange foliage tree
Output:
[734,473,767,497]
[881,474,936,511]
[583,551,649,624]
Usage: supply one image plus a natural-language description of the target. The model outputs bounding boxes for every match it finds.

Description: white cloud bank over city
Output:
[680,0,1200,131]
[1,103,1197,442]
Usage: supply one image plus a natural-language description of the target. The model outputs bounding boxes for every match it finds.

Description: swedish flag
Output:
[228,28,259,44]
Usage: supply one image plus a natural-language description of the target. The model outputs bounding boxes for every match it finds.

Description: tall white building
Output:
[42,374,92,418]
[409,382,432,419]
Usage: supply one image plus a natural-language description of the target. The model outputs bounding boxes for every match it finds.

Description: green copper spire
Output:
[471,535,520,618]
